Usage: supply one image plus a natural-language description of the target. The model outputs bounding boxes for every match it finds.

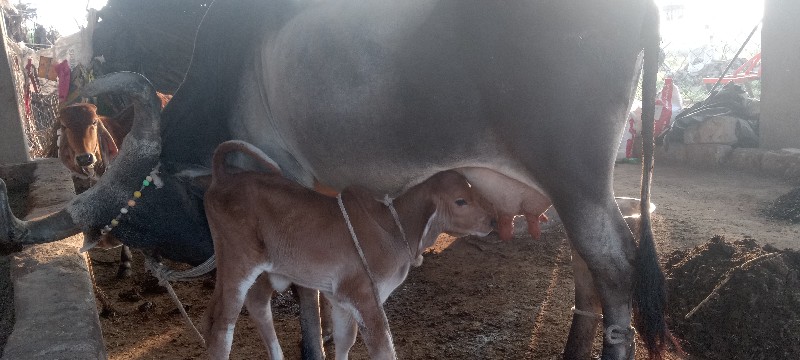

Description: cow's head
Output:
[57,103,119,179]
[0,72,216,262]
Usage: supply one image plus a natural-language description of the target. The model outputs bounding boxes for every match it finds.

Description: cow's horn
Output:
[0,72,163,248]
[0,179,81,246]
[82,72,162,143]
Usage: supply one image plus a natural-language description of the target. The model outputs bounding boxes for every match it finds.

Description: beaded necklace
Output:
[100,164,163,236]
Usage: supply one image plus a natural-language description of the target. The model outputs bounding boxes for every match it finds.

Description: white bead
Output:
[120,208,129,214]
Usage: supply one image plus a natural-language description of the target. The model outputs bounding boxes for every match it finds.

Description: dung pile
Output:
[764,187,800,223]
[664,236,800,359]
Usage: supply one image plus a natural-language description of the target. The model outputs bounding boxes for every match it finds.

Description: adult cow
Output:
[0,0,673,359]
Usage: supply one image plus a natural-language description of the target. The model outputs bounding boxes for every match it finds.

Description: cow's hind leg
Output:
[564,249,603,359]
[244,274,283,360]
[556,198,637,360]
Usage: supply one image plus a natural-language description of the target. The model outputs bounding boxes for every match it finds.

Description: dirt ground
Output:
[664,236,800,359]
[89,163,800,359]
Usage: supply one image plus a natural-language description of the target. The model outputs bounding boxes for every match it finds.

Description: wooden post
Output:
[760,0,800,149]
[0,10,30,164]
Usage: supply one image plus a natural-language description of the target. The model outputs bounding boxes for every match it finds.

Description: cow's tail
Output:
[632,2,680,359]
[211,140,282,183]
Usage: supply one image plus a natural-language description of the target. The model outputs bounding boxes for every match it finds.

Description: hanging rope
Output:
[144,255,217,347]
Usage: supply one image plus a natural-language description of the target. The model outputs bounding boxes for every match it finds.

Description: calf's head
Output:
[57,103,119,178]
[422,170,495,238]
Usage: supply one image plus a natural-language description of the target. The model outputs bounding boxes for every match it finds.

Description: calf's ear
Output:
[57,128,78,173]
[97,122,119,167]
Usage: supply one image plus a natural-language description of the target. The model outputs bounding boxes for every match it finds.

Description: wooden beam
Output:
[760,0,800,149]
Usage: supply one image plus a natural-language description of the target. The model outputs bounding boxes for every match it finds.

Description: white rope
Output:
[146,254,217,282]
[571,306,603,320]
[380,194,415,262]
[145,255,217,347]
[337,194,395,355]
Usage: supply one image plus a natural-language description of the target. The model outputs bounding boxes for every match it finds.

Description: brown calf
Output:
[57,103,124,180]
[57,92,172,180]
[202,140,494,360]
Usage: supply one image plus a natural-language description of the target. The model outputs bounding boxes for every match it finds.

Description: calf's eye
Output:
[455,199,468,206]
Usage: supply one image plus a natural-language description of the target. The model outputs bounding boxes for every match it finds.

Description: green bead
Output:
[143,180,151,186]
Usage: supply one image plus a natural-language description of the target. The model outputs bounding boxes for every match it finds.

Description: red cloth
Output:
[54,59,71,102]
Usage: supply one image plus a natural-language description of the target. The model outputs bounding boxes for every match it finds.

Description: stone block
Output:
[761,151,784,175]
[656,142,687,164]
[683,116,740,145]
[761,148,800,179]
[728,148,766,171]
[686,144,733,167]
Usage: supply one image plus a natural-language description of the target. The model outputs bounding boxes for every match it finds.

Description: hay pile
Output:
[664,236,800,359]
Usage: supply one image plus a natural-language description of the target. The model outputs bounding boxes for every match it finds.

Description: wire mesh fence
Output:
[3,27,60,159]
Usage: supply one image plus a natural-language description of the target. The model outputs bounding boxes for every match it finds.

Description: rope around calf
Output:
[380,194,415,263]
[337,193,396,356]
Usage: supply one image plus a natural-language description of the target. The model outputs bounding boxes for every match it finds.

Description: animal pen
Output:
[1,1,800,360]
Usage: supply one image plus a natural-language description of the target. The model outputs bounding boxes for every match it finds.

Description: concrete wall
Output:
[0,12,29,164]
[760,0,800,149]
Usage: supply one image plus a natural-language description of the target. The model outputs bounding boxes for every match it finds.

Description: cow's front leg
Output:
[293,285,325,360]
[564,249,603,359]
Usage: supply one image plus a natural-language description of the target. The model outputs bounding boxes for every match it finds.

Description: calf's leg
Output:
[202,266,262,359]
[345,293,396,360]
[327,299,358,360]
[244,274,283,360]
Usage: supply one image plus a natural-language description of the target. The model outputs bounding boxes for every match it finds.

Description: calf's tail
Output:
[211,140,282,182]
[632,3,680,359]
